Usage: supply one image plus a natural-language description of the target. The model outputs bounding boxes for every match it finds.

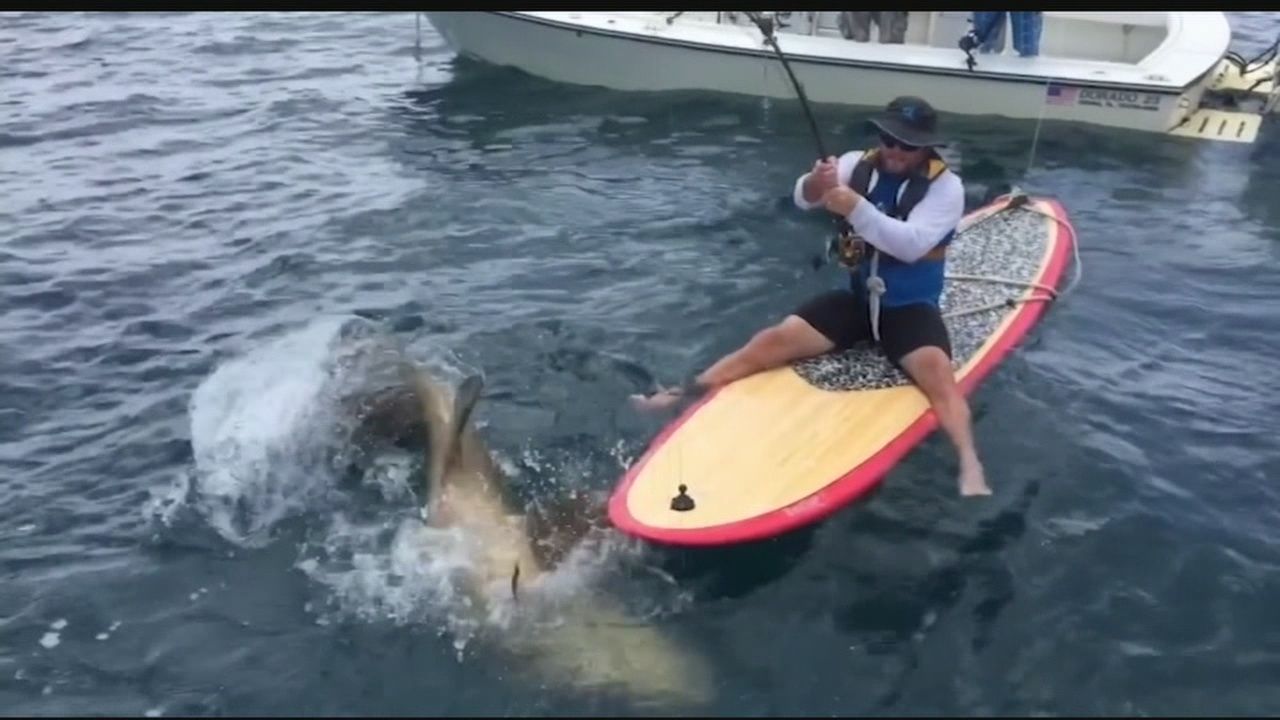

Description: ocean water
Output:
[2,11,1279,716]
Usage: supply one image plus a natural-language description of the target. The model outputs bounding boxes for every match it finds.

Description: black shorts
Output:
[793,289,951,367]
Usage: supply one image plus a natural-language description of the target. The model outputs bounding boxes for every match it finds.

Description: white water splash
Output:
[147,314,419,547]
[296,504,690,664]
[182,317,360,545]
[294,438,690,659]
[144,314,706,702]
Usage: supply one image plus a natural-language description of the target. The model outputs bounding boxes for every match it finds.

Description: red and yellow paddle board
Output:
[608,194,1076,546]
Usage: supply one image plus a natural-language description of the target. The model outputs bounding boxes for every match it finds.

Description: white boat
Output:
[424,11,1279,144]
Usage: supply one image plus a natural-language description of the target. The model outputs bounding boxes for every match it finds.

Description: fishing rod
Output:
[741,11,854,269]
[739,14,1080,318]
[635,12,865,405]
[743,11,830,158]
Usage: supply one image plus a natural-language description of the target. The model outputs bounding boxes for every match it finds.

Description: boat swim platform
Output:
[1169,108,1262,143]
[1169,56,1278,143]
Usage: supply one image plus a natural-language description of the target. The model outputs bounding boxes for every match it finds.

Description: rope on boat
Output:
[1025,78,1050,176]
[414,12,422,64]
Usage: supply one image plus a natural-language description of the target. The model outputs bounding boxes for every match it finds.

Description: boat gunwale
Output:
[485,10,1225,96]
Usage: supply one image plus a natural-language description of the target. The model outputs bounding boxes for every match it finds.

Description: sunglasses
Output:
[879,132,921,151]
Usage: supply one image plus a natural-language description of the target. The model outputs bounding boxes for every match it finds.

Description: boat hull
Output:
[426,11,1197,135]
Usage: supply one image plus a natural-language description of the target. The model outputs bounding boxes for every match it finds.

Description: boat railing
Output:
[1239,30,1280,113]
[1228,29,1280,97]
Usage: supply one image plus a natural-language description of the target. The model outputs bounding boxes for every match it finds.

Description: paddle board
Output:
[609,193,1077,546]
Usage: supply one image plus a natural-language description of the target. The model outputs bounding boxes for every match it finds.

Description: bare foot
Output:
[628,387,685,413]
[959,461,991,497]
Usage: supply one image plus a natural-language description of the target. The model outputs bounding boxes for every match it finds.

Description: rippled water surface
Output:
[3,11,1280,716]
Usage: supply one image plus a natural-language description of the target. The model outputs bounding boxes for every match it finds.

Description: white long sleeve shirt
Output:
[792,150,965,263]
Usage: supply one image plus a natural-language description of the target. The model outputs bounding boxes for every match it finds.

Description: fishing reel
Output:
[826,230,868,269]
[958,14,1003,71]
[959,29,982,71]
[743,11,792,39]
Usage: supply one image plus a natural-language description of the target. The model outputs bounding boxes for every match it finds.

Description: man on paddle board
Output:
[633,96,991,498]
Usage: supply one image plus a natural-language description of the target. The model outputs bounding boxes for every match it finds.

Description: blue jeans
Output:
[972,11,1043,57]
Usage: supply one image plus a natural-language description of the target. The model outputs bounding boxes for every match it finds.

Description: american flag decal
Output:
[1046,83,1078,106]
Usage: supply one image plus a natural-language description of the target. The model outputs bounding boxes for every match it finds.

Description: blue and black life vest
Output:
[841,148,955,308]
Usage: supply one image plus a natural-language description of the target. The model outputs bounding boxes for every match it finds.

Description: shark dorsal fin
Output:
[415,371,484,506]
[449,374,483,453]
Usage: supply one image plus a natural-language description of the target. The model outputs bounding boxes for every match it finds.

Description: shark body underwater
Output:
[329,318,716,707]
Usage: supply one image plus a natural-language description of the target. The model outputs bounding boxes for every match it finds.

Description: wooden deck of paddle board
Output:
[609,195,1075,546]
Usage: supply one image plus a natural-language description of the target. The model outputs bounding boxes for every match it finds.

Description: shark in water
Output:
[339,321,716,708]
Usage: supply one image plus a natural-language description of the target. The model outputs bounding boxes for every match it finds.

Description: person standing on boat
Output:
[972,11,1043,57]
[632,96,990,498]
[841,11,908,44]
